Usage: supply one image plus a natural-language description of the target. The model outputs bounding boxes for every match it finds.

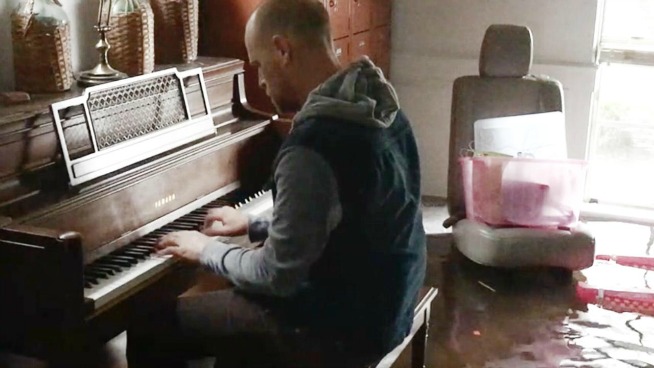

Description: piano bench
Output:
[188,287,439,368]
[370,286,438,368]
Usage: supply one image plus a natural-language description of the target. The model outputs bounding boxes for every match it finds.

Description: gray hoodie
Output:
[200,57,401,296]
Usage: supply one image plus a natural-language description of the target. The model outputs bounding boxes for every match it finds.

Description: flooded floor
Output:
[419,220,654,368]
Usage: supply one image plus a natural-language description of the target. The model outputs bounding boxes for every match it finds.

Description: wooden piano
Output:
[0,57,282,364]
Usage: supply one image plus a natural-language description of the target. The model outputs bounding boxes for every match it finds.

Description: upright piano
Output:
[0,57,283,363]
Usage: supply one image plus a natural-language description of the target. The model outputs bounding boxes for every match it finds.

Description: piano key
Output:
[90,262,122,271]
[96,259,132,268]
[109,255,139,264]
[133,238,158,244]
[131,245,155,252]
[85,270,110,279]
[122,247,151,255]
[87,265,117,275]
[120,251,149,260]
[84,255,176,310]
[163,224,195,231]
[114,249,150,259]
[148,230,170,237]
[175,218,201,224]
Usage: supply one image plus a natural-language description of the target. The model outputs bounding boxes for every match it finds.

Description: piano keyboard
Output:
[84,190,273,311]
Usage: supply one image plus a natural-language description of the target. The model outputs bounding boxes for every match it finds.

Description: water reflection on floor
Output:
[426,226,654,368]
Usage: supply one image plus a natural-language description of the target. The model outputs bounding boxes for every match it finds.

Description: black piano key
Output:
[109,255,139,264]
[124,246,152,253]
[85,270,109,279]
[87,265,117,275]
[148,230,169,237]
[85,282,93,289]
[163,224,195,231]
[134,238,158,244]
[174,220,200,227]
[119,250,149,259]
[84,276,99,285]
[173,217,198,223]
[96,259,132,268]
[131,245,154,251]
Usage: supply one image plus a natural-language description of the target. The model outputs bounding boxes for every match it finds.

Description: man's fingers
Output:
[203,211,225,232]
[156,245,180,257]
[156,233,176,250]
[202,221,231,236]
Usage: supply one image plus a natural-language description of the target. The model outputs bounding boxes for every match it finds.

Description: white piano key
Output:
[84,255,175,310]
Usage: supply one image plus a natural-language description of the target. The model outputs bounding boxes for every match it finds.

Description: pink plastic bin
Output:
[460,156,588,228]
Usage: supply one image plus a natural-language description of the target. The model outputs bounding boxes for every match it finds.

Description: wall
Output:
[391,0,601,197]
[0,0,99,91]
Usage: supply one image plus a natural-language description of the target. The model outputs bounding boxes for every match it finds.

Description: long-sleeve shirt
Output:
[199,146,342,297]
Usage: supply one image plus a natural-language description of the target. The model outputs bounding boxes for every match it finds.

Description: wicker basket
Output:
[11,0,73,93]
[151,0,198,64]
[107,2,155,77]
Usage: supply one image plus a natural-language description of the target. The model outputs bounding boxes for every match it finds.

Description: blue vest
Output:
[271,110,426,355]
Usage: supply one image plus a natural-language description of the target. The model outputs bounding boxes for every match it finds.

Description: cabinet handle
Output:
[329,0,335,7]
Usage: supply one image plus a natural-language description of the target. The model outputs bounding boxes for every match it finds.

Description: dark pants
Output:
[126,288,381,368]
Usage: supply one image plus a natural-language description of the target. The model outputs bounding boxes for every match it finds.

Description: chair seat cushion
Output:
[453,219,595,270]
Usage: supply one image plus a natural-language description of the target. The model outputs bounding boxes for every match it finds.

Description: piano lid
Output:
[50,68,215,187]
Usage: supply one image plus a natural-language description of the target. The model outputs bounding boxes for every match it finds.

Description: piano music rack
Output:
[50,68,215,187]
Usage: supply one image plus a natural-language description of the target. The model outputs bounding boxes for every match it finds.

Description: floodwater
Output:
[429,244,654,368]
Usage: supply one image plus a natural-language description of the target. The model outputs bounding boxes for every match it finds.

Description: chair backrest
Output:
[446,24,564,223]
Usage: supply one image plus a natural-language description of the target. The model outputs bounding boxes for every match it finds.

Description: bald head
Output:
[244,0,340,115]
[248,0,332,50]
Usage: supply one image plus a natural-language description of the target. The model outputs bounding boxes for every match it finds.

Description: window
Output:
[586,0,654,209]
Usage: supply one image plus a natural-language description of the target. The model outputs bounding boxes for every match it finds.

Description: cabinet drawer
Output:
[324,0,350,40]
[350,31,371,62]
[351,0,371,34]
[333,37,350,65]
[372,26,391,77]
[372,0,392,27]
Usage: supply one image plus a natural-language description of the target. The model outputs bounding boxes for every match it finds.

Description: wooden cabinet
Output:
[323,0,392,78]
[332,37,350,65]
[372,0,392,27]
[351,0,371,34]
[198,0,393,113]
[351,31,371,62]
[325,0,350,40]
[372,26,391,77]
[198,0,273,112]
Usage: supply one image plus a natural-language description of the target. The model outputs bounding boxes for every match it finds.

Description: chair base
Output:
[453,219,595,270]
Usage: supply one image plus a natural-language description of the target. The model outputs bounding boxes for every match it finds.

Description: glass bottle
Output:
[11,0,73,93]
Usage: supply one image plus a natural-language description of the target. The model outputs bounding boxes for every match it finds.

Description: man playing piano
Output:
[127,0,426,366]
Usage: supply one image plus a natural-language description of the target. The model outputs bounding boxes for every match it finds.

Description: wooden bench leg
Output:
[374,287,437,368]
[410,308,431,368]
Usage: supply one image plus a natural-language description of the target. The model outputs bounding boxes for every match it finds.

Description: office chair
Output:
[443,24,595,270]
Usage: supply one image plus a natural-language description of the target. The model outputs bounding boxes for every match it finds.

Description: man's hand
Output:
[202,206,249,236]
[156,230,213,263]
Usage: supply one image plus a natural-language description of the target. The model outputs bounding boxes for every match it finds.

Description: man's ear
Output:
[272,35,292,65]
